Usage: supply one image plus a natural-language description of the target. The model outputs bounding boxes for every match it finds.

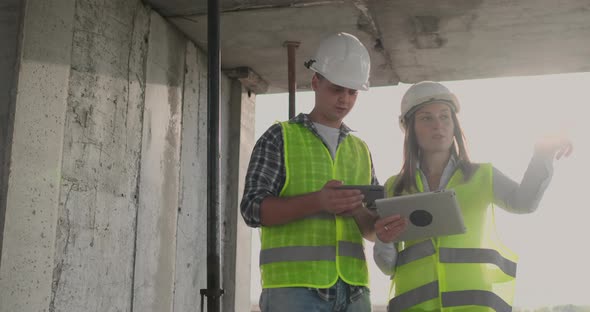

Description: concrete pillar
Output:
[222,68,265,312]
[0,0,76,311]
[0,0,23,263]
[132,11,185,312]
[173,40,209,312]
[50,1,151,310]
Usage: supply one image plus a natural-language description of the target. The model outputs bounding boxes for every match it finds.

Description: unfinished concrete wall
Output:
[132,11,185,312]
[50,1,151,311]
[173,40,208,311]
[0,0,76,310]
[0,0,22,264]
[0,0,255,311]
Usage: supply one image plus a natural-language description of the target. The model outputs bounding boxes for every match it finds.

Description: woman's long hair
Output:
[393,110,477,196]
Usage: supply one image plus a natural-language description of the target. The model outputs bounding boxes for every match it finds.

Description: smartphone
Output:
[336,185,384,209]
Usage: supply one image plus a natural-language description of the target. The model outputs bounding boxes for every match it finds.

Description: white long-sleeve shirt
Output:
[373,152,554,276]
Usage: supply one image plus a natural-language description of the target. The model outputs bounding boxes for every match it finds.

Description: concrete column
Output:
[0,0,76,311]
[173,40,209,312]
[132,11,185,312]
[0,0,23,263]
[221,70,261,312]
[49,1,151,311]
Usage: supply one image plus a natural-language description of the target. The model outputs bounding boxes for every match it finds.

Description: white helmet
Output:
[305,32,371,91]
[399,81,461,130]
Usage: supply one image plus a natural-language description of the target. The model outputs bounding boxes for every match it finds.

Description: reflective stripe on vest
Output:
[442,290,512,312]
[260,241,365,265]
[439,247,517,277]
[397,240,517,277]
[388,282,512,312]
[396,240,436,266]
[388,281,438,312]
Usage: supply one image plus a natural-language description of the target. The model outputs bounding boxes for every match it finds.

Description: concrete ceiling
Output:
[144,0,590,93]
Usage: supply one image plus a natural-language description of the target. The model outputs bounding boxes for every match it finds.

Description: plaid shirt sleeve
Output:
[240,123,285,228]
[240,121,380,228]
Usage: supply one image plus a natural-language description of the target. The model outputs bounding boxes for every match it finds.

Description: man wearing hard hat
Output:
[241,32,377,311]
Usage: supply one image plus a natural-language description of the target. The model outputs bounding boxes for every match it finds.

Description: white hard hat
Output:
[305,32,371,91]
[399,81,461,130]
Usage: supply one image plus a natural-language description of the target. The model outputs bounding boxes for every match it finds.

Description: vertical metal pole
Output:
[202,0,223,309]
[283,41,299,119]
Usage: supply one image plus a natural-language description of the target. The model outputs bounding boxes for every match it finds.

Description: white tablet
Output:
[374,189,466,242]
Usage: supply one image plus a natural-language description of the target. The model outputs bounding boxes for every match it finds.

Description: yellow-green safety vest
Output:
[386,164,518,312]
[260,121,372,288]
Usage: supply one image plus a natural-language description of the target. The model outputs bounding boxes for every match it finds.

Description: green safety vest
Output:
[386,164,518,312]
[260,121,372,288]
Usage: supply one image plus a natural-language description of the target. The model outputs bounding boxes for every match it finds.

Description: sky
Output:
[249,72,590,309]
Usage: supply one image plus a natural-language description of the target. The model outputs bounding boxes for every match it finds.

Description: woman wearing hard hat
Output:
[373,81,573,312]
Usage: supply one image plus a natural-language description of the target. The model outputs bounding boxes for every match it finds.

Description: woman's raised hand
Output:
[534,134,574,160]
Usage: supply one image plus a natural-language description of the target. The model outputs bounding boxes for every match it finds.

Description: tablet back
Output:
[375,190,466,242]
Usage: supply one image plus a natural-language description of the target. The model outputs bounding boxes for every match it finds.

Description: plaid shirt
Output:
[240,113,377,299]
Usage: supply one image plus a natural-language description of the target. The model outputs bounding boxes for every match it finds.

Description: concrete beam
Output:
[144,0,346,17]
[411,16,444,49]
[224,67,269,94]
[0,0,75,310]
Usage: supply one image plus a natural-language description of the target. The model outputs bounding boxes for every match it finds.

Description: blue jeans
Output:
[259,279,371,312]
